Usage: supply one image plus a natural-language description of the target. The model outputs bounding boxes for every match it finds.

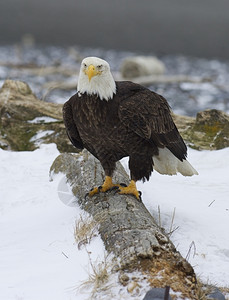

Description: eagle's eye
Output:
[97,65,102,70]
[83,63,87,68]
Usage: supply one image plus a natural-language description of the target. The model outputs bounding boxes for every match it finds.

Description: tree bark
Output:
[50,150,198,299]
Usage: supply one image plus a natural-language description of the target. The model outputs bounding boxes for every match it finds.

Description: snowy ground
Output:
[1,144,229,300]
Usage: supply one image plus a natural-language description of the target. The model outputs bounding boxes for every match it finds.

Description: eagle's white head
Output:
[77,57,116,101]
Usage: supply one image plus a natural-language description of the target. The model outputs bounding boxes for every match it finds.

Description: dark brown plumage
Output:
[63,81,187,183]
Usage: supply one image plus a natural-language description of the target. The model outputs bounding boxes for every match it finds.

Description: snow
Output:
[29,130,55,142]
[27,116,59,124]
[0,144,229,299]
[0,144,106,300]
[29,130,55,147]
[180,82,219,94]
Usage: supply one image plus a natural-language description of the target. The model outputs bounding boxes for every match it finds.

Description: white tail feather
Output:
[153,148,198,176]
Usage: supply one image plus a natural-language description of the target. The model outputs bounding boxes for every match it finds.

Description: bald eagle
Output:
[63,57,198,200]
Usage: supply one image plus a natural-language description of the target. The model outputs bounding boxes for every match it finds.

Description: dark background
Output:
[1,0,229,59]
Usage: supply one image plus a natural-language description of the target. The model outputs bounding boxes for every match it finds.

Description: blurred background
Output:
[1,0,229,58]
[0,0,229,115]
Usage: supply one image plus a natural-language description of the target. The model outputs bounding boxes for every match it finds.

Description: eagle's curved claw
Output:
[88,187,100,197]
[109,186,120,191]
[118,180,141,201]
[120,183,127,187]
[138,191,142,202]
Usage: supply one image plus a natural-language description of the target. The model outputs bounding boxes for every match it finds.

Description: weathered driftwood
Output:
[124,74,212,87]
[42,78,78,92]
[0,61,78,77]
[41,74,212,91]
[50,150,198,299]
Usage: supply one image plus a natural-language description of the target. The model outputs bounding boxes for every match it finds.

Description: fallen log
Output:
[50,150,198,299]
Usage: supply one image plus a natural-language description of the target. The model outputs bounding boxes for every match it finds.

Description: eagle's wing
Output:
[63,100,84,150]
[118,89,187,160]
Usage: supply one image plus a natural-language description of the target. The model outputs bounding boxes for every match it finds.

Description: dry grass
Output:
[156,206,179,237]
[74,214,99,249]
[194,279,229,300]
[74,214,116,298]
[78,251,113,298]
[194,280,211,300]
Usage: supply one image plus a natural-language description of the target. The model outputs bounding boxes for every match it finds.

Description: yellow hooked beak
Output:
[85,64,99,82]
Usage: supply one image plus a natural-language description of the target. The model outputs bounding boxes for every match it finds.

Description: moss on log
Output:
[185,109,229,150]
[0,80,76,152]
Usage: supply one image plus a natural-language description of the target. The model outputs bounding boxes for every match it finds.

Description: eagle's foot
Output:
[118,180,141,201]
[88,176,120,197]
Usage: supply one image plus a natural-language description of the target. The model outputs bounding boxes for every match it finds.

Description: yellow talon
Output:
[118,180,140,200]
[88,176,119,197]
[88,186,100,197]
